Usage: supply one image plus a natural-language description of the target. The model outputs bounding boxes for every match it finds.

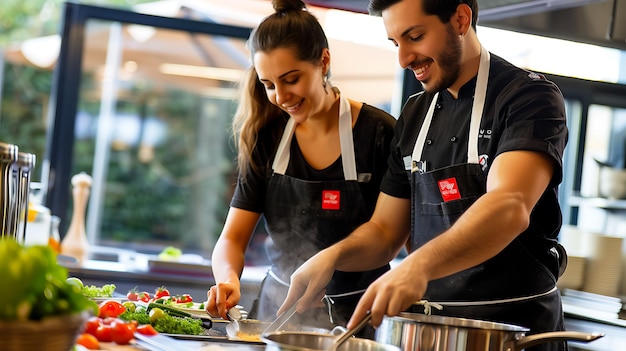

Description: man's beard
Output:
[421,24,462,94]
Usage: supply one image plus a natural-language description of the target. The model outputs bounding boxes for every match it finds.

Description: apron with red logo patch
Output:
[408,47,565,350]
[258,95,388,325]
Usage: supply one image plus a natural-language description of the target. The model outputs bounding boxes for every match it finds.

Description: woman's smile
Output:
[283,98,304,113]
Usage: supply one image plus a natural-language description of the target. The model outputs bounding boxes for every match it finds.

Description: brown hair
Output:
[368,0,478,30]
[233,0,330,177]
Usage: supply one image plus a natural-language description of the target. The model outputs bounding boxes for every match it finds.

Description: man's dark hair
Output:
[368,0,478,30]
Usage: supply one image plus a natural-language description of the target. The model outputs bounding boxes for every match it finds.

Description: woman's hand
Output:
[206,282,241,320]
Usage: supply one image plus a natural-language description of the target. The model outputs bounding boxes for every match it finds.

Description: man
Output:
[279,1,569,350]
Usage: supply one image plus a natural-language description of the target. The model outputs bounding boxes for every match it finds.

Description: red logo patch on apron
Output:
[438,178,461,202]
[322,190,340,210]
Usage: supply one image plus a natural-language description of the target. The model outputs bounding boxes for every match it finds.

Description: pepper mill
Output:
[61,172,92,264]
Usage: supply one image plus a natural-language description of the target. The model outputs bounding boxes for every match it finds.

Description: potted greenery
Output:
[0,238,99,351]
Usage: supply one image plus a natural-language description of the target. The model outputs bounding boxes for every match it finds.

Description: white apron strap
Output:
[271,95,357,180]
[411,46,491,169]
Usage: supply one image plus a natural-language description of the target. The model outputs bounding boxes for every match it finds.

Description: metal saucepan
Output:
[261,331,401,351]
[226,319,332,342]
[374,312,604,351]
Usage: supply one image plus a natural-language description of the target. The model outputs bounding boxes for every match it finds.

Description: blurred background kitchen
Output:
[1,0,626,348]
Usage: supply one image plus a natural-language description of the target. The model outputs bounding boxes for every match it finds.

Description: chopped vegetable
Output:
[157,246,182,261]
[119,307,151,325]
[176,294,193,304]
[98,300,126,318]
[118,305,204,335]
[76,333,100,349]
[152,314,204,335]
[81,283,116,298]
[137,324,158,335]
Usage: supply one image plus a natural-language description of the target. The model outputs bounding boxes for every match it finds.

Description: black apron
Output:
[407,47,566,351]
[256,95,388,331]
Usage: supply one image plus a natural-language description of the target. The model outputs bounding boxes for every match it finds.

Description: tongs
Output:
[261,298,301,334]
[327,311,371,351]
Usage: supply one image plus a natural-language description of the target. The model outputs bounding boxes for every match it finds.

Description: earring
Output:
[323,76,328,94]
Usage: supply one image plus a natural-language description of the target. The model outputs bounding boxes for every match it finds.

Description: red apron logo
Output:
[322,190,340,210]
[438,178,461,202]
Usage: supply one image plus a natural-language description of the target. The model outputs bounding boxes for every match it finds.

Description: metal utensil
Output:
[227,306,243,321]
[328,311,371,351]
[262,298,300,334]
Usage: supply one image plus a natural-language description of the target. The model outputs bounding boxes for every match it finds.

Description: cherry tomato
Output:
[111,321,135,345]
[83,316,101,336]
[76,333,100,350]
[136,324,158,336]
[94,324,113,342]
[98,300,126,318]
[139,291,151,302]
[126,288,139,301]
[177,294,193,303]
[154,286,170,299]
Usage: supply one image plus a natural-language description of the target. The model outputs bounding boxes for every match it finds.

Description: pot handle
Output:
[513,331,604,351]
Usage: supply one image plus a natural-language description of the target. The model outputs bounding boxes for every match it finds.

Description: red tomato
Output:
[127,288,139,301]
[83,316,101,336]
[76,333,100,350]
[177,294,193,303]
[154,286,170,299]
[136,324,158,336]
[94,324,113,342]
[127,319,138,332]
[111,321,135,345]
[139,291,151,302]
[98,300,126,318]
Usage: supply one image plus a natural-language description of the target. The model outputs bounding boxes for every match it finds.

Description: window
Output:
[36,2,398,262]
[44,3,254,259]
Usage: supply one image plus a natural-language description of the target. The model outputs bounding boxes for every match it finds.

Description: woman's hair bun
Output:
[272,0,307,13]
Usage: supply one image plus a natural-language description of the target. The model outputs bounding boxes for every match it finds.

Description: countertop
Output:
[62,256,626,351]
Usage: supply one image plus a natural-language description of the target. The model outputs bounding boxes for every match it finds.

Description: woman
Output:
[206,0,395,330]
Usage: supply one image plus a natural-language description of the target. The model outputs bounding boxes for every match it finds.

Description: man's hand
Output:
[348,255,428,328]
[206,282,241,320]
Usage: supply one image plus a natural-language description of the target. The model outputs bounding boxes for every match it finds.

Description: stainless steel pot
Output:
[374,313,604,351]
[261,331,401,351]
[595,158,626,199]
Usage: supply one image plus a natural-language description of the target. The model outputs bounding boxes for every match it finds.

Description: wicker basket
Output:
[0,311,89,351]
